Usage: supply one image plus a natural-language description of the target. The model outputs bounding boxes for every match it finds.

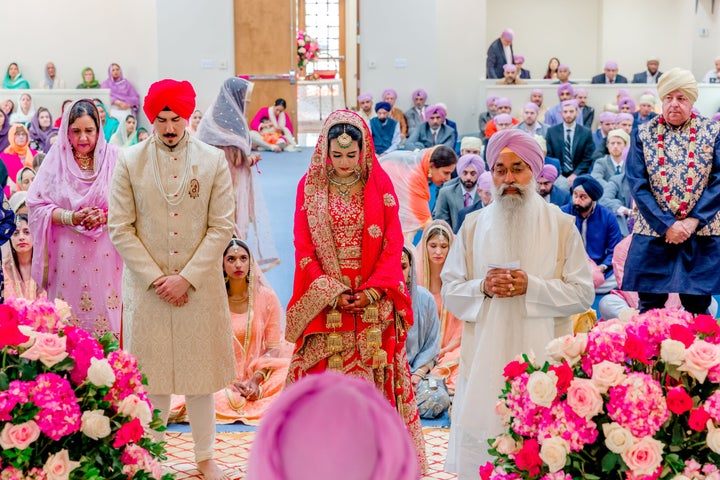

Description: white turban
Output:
[657,67,697,103]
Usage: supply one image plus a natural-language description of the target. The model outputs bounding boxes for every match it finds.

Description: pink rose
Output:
[19,332,68,367]
[621,437,664,476]
[495,400,512,425]
[680,340,720,383]
[117,394,152,427]
[0,420,41,450]
[492,434,521,455]
[591,360,626,393]
[566,378,604,418]
[43,449,80,480]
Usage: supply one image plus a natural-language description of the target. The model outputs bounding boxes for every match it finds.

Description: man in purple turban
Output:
[485,98,519,138]
[575,88,595,128]
[545,99,595,185]
[529,88,548,122]
[593,111,617,149]
[592,60,628,84]
[405,104,456,150]
[513,55,531,79]
[382,88,408,138]
[544,83,575,127]
[442,128,594,476]
[405,88,428,137]
[433,153,485,231]
[455,171,494,233]
[356,92,375,125]
[486,28,514,79]
[536,164,570,207]
[553,64,574,85]
[516,102,548,137]
[478,95,498,141]
[496,64,526,85]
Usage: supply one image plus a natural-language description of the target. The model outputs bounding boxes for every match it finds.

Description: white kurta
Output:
[108,134,236,395]
[440,194,594,479]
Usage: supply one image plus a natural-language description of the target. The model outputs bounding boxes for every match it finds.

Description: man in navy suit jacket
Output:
[631,58,662,84]
[591,61,628,84]
[545,100,595,184]
[513,55,531,79]
[486,28,514,79]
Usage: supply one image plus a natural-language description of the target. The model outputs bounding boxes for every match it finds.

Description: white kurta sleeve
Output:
[440,221,486,322]
[525,224,595,318]
[108,152,165,288]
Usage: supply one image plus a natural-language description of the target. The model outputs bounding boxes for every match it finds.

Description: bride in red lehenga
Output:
[285,109,427,471]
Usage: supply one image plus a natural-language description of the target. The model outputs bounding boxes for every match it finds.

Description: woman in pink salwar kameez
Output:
[27,99,123,338]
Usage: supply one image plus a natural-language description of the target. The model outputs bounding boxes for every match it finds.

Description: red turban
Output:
[143,79,196,122]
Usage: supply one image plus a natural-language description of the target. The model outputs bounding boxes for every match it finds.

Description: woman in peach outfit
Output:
[416,219,461,393]
[170,238,291,425]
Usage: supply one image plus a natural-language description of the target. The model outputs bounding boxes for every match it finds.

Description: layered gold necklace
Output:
[75,152,94,170]
[328,169,361,197]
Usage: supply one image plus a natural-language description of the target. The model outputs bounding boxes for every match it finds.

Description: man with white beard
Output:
[440,129,594,478]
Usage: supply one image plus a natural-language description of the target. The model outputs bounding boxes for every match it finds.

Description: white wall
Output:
[694,0,720,81]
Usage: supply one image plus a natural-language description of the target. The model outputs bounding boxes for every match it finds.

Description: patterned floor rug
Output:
[163,427,456,479]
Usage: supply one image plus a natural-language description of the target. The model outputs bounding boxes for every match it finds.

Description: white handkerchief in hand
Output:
[487,261,521,270]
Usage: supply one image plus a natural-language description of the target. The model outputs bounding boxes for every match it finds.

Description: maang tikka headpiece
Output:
[337,125,353,149]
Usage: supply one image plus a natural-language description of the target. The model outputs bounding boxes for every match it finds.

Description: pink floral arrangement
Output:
[296,30,320,69]
[0,297,173,479]
[481,309,720,480]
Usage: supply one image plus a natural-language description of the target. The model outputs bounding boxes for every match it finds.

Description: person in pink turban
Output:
[381,88,408,138]
[536,163,570,207]
[478,95,499,141]
[544,83,576,127]
[486,28,514,79]
[592,60,628,84]
[496,64,526,85]
[406,88,429,136]
[441,127,594,477]
[247,371,420,480]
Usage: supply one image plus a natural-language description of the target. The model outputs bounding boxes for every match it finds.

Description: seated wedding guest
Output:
[0,111,10,152]
[561,175,622,294]
[436,102,458,149]
[14,167,35,195]
[615,112,634,134]
[402,245,447,419]
[3,213,44,300]
[591,128,629,188]
[356,92,375,126]
[1,124,35,196]
[32,153,45,171]
[405,104,455,151]
[93,101,119,141]
[382,88,408,138]
[250,98,298,151]
[529,88,548,122]
[537,164,569,207]
[459,136,482,156]
[416,221,462,396]
[593,111,616,149]
[54,99,72,128]
[633,94,658,125]
[575,88,594,127]
[478,95,498,142]
[170,239,291,425]
[701,55,720,83]
[405,88,428,137]
[515,102,548,137]
[9,191,28,215]
[544,83,575,127]
[247,371,421,480]
[9,93,36,126]
[101,63,140,122]
[513,55,531,79]
[253,117,289,152]
[591,60,628,84]
[493,114,514,133]
[433,154,484,232]
[380,145,457,242]
[618,96,635,114]
[136,127,149,142]
[40,62,65,89]
[484,98,518,139]
[599,164,633,237]
[553,63,575,84]
[455,171,493,232]
[76,67,100,89]
[370,101,400,155]
[495,64,526,85]
[1,100,14,117]
[632,57,662,84]
[3,63,29,89]
[544,56,560,79]
[109,114,139,147]
[186,109,203,136]
[28,108,58,154]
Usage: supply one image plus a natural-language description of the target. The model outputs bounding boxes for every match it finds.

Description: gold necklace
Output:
[328,170,361,197]
[75,153,94,170]
[228,295,249,303]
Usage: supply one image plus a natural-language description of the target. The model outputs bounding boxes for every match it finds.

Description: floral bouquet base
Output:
[0,297,174,479]
[481,308,720,480]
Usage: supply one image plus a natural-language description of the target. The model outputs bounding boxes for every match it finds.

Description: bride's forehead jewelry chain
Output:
[337,125,353,148]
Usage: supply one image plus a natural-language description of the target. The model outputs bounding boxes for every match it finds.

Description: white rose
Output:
[86,357,116,387]
[540,436,569,473]
[118,394,153,427]
[603,422,635,454]
[527,371,558,408]
[492,434,521,455]
[545,334,587,366]
[80,410,111,440]
[660,339,686,366]
[617,308,639,323]
[707,422,720,454]
[591,360,627,393]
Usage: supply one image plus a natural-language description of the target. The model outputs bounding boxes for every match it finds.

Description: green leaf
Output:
[601,452,619,473]
[0,371,8,390]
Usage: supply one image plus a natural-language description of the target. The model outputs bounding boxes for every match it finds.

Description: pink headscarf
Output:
[100,63,140,108]
[247,372,419,480]
[485,129,544,178]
